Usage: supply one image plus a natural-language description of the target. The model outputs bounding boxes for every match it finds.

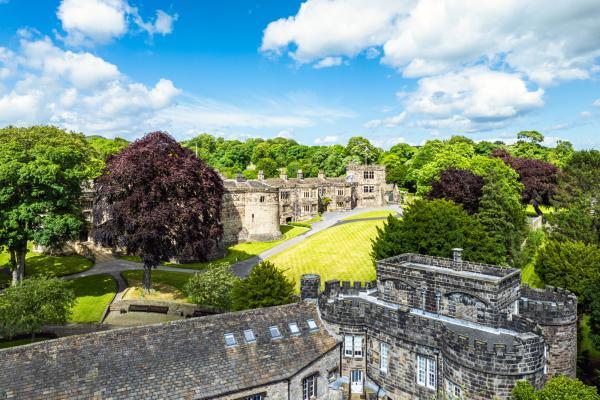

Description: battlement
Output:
[323,279,377,296]
[519,285,577,325]
[380,253,518,279]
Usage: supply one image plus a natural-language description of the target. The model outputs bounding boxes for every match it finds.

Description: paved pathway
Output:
[62,205,402,300]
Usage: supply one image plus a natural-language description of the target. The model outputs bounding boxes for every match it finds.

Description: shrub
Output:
[231,261,295,311]
[183,263,238,310]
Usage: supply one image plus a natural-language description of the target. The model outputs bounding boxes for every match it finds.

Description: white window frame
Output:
[416,355,436,390]
[446,380,462,400]
[306,319,318,331]
[269,325,282,339]
[344,335,364,358]
[302,374,318,400]
[224,332,236,346]
[243,329,256,343]
[380,342,389,373]
[289,322,300,335]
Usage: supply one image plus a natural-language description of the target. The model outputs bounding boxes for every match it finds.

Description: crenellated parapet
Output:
[519,284,577,326]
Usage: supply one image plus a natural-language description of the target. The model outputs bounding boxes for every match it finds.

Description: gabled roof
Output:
[0,302,339,400]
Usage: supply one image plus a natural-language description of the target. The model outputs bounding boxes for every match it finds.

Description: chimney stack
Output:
[300,274,321,300]
[258,170,265,180]
[318,170,325,180]
[279,168,288,181]
[452,248,463,266]
[297,169,304,180]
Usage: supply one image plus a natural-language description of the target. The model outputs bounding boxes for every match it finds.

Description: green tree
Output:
[371,199,504,264]
[0,126,92,284]
[256,158,279,178]
[535,239,600,299]
[184,263,239,310]
[346,136,381,164]
[584,284,600,351]
[230,261,295,311]
[512,376,600,400]
[0,277,75,340]
[477,169,528,265]
[517,130,545,144]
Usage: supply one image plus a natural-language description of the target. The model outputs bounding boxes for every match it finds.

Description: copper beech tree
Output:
[93,132,224,291]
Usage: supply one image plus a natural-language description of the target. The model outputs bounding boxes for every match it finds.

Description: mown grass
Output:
[120,225,309,271]
[525,204,556,217]
[341,210,397,221]
[121,270,191,301]
[69,274,117,323]
[268,220,383,292]
[0,243,93,279]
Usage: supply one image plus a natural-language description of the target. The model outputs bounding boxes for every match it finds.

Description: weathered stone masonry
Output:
[304,250,577,400]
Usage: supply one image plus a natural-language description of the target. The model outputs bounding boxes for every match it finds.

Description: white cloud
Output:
[262,0,600,86]
[314,135,339,144]
[57,0,177,45]
[593,99,600,107]
[277,129,294,139]
[364,111,407,128]
[313,56,343,69]
[580,111,592,118]
[0,35,180,136]
[404,67,544,130]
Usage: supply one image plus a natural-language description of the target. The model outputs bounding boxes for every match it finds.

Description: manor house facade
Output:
[0,250,577,400]
[79,162,388,247]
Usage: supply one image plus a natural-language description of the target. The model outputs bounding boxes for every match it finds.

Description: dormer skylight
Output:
[269,325,282,339]
[306,319,318,331]
[244,329,256,343]
[289,322,300,335]
[224,332,236,346]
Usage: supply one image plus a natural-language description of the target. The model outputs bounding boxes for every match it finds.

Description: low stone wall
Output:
[110,299,222,318]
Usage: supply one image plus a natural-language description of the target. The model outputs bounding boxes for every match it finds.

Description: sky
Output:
[0,0,599,149]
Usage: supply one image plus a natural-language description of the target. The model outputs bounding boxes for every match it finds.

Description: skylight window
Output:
[244,329,256,343]
[269,325,282,339]
[307,319,318,331]
[289,322,300,335]
[224,333,236,346]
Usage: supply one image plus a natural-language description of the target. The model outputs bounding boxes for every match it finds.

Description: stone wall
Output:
[289,347,341,400]
[347,163,386,208]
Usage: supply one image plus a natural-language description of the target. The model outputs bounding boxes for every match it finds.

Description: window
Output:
[380,342,389,373]
[303,191,310,198]
[236,394,265,400]
[224,333,236,346]
[289,322,300,335]
[259,195,265,203]
[364,170,374,179]
[446,380,462,400]
[244,329,256,343]
[344,335,364,358]
[416,355,436,390]
[302,205,310,212]
[306,319,318,331]
[337,189,344,196]
[281,191,290,200]
[319,188,326,196]
[302,374,318,400]
[337,202,344,208]
[269,325,282,339]
[363,185,374,193]
[544,345,548,374]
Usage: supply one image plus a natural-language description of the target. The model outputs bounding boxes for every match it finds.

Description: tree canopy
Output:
[231,261,296,311]
[371,199,504,264]
[512,376,600,400]
[93,131,224,290]
[0,126,92,284]
[427,167,484,214]
[184,263,238,310]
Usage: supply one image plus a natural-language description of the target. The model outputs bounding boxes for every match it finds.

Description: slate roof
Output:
[0,302,339,400]
[262,176,352,188]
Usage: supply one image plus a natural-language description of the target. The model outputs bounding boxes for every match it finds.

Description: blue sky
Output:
[0,0,599,148]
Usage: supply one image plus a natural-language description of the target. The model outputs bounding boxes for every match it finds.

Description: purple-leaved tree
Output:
[93,132,224,290]
[426,167,484,214]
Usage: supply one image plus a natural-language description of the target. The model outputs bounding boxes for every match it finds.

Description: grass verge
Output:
[341,210,396,221]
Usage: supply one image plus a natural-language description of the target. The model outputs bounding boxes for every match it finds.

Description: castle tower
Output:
[519,285,578,378]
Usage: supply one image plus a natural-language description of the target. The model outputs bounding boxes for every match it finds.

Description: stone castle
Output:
[0,250,577,399]
[79,162,388,250]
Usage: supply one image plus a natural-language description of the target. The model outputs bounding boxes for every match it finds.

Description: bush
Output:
[0,277,75,339]
[183,263,238,310]
[512,376,600,400]
[231,261,295,311]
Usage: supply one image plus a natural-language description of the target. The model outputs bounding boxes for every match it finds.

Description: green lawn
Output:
[341,210,396,221]
[122,270,191,293]
[525,204,555,217]
[69,274,117,323]
[268,220,384,292]
[121,225,310,271]
[521,262,544,288]
[0,243,93,279]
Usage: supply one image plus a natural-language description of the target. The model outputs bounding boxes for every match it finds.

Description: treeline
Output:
[86,130,574,185]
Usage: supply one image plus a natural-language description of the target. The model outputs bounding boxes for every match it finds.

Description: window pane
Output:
[427,358,436,389]
[243,329,255,343]
[307,319,318,331]
[289,322,300,334]
[224,333,236,346]
[344,335,353,357]
[269,326,281,338]
[354,336,363,357]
